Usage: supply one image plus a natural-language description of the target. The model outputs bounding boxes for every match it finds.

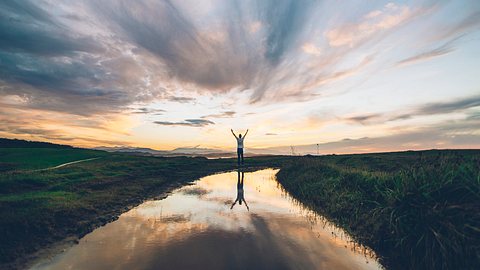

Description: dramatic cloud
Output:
[0,1,100,55]
[154,119,215,127]
[0,0,478,150]
[0,1,170,116]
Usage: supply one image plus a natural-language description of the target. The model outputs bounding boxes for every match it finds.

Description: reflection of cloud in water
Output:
[32,169,381,270]
[181,186,210,196]
[160,214,190,223]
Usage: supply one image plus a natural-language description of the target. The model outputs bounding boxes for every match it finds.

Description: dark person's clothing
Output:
[237,148,244,165]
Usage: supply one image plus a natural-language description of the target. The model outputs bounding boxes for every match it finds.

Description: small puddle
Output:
[31,169,383,270]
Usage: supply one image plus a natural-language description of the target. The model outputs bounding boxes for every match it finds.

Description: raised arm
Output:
[244,129,249,138]
[231,129,238,139]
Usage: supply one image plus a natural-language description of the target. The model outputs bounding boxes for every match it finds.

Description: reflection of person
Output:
[231,170,249,211]
[231,129,248,166]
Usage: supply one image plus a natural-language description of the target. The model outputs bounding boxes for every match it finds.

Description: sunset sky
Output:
[0,0,479,153]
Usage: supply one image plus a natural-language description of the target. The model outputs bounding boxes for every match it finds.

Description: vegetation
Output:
[0,148,109,172]
[276,150,480,270]
[1,138,478,270]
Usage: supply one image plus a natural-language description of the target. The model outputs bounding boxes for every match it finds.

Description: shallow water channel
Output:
[31,169,383,270]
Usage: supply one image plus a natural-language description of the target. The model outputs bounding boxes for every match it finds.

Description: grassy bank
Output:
[0,147,284,269]
[275,150,480,270]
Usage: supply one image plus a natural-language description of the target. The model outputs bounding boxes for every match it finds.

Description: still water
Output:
[31,169,382,270]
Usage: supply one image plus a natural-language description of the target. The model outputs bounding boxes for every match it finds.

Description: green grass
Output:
[0,148,108,171]
[276,150,480,270]
[0,191,78,203]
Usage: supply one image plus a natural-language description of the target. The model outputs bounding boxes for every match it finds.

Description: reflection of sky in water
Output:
[31,169,383,270]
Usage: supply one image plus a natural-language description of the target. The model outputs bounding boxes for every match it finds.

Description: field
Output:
[276,150,480,270]
[0,148,109,171]
[1,141,479,270]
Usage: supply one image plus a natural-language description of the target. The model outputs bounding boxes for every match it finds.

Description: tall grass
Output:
[276,151,480,270]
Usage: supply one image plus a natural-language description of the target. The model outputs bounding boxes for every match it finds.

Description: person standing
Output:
[231,129,248,166]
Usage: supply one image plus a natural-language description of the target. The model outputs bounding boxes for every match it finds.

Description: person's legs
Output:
[237,148,241,166]
[240,148,244,164]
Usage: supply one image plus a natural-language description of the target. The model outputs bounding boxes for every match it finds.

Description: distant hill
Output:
[93,146,170,156]
[0,138,73,149]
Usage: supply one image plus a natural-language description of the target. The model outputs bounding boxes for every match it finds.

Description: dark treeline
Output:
[0,138,72,149]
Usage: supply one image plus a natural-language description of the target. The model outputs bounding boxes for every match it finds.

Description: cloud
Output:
[467,112,480,121]
[131,108,166,114]
[325,3,413,48]
[426,10,480,44]
[396,45,453,66]
[0,1,170,116]
[0,117,130,146]
[395,36,463,67]
[411,94,480,115]
[346,94,480,125]
[345,114,382,125]
[154,119,215,127]
[91,0,320,100]
[257,0,315,64]
[390,94,480,121]
[168,96,195,103]
[0,0,474,115]
[0,1,101,56]
[301,43,321,55]
[265,133,278,136]
[201,111,236,119]
[93,0,260,91]
[268,117,480,154]
[394,9,480,67]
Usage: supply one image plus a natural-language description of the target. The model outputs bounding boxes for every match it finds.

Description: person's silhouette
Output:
[231,129,248,166]
[231,169,249,211]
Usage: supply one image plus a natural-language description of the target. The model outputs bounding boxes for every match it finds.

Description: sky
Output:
[0,0,479,154]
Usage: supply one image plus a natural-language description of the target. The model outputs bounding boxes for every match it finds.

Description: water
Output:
[31,169,382,270]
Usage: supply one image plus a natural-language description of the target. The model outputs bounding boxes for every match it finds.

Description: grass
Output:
[275,150,480,270]
[0,148,108,171]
